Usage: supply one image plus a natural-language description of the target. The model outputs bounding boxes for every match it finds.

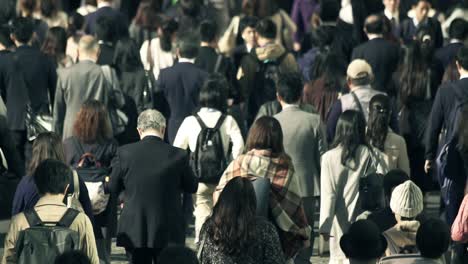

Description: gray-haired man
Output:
[109,109,198,264]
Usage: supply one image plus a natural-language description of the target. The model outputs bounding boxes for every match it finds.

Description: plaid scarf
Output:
[214,149,311,257]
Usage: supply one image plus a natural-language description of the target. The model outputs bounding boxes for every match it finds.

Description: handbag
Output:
[67,170,84,213]
[100,65,128,135]
[359,148,384,211]
[25,105,53,141]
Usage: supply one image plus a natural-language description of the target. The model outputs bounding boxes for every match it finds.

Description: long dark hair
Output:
[245,117,287,158]
[41,26,67,64]
[113,38,144,73]
[367,94,391,151]
[332,110,368,166]
[40,0,59,18]
[28,132,65,176]
[399,27,435,105]
[309,49,347,92]
[159,17,178,52]
[205,177,257,256]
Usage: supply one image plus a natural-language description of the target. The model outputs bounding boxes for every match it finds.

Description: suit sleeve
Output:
[326,101,342,144]
[425,87,445,160]
[109,150,126,195]
[53,75,65,137]
[180,153,198,194]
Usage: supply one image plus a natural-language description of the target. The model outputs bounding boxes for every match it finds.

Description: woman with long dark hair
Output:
[63,100,118,264]
[129,0,162,47]
[200,176,285,263]
[397,25,443,193]
[367,94,410,175]
[319,110,388,264]
[34,0,67,28]
[42,26,73,68]
[214,116,310,258]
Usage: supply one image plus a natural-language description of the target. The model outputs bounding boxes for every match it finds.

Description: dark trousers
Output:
[294,196,316,264]
[126,248,162,264]
[11,130,30,167]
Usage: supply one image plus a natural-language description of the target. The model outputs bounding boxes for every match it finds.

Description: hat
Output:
[347,59,373,80]
[390,180,423,218]
[340,220,387,260]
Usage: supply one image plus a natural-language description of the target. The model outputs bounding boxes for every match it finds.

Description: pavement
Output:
[0,191,441,263]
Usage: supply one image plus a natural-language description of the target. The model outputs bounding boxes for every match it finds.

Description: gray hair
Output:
[137,109,166,132]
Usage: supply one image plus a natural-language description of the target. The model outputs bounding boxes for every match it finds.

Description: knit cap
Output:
[390,180,423,218]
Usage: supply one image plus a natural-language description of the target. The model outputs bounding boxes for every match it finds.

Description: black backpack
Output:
[16,208,80,264]
[190,114,227,184]
[254,52,288,106]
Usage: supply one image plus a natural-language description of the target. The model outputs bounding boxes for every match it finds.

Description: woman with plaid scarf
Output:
[213,116,311,259]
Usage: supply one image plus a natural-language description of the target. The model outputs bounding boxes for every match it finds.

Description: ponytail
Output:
[160,19,178,52]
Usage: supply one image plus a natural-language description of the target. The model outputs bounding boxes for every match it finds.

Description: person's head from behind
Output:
[40,0,59,18]
[239,16,258,47]
[255,18,276,47]
[276,72,303,105]
[199,20,218,45]
[41,27,68,59]
[18,0,37,17]
[449,18,468,41]
[77,35,99,62]
[68,12,85,37]
[176,33,199,59]
[95,15,116,43]
[180,0,201,17]
[73,100,113,144]
[319,0,340,22]
[208,177,256,255]
[0,26,14,50]
[309,50,347,91]
[199,74,228,113]
[383,0,400,13]
[456,45,468,74]
[158,246,198,264]
[159,17,178,52]
[346,59,373,89]
[333,110,367,166]
[390,180,423,222]
[137,109,166,139]
[340,220,387,263]
[366,94,391,151]
[28,132,65,176]
[245,116,285,157]
[33,159,71,197]
[415,25,435,60]
[54,250,91,264]
[413,0,431,23]
[416,219,450,259]
[383,169,410,202]
[113,38,144,72]
[11,17,34,45]
[364,14,385,36]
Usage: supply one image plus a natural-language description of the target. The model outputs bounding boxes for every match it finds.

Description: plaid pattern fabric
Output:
[214,149,311,257]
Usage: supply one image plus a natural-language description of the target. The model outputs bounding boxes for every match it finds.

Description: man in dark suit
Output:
[231,16,258,70]
[381,0,407,38]
[84,0,128,41]
[157,34,208,144]
[95,15,116,66]
[9,18,57,161]
[352,14,400,94]
[109,109,198,264]
[435,18,467,69]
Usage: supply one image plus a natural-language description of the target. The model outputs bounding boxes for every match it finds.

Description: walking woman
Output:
[214,116,310,259]
[367,94,410,175]
[199,176,285,264]
[319,110,389,264]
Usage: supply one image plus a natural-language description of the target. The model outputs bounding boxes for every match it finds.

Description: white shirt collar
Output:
[412,16,421,27]
[178,58,195,64]
[368,34,383,40]
[460,73,468,80]
[245,43,254,53]
[282,103,299,109]
[97,1,112,8]
[384,9,399,22]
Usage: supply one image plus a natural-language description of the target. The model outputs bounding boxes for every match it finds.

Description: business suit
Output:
[435,42,464,69]
[109,135,198,263]
[53,60,110,140]
[352,37,400,93]
[400,17,443,49]
[84,6,129,40]
[97,42,115,66]
[157,62,208,143]
[274,105,327,264]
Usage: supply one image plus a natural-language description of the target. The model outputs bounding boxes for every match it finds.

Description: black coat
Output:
[13,46,57,115]
[157,62,208,144]
[435,42,464,69]
[109,136,198,249]
[400,17,443,49]
[84,6,129,40]
[97,43,115,66]
[352,38,400,93]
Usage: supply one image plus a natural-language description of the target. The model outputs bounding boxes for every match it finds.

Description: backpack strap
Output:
[214,114,227,130]
[24,209,43,227]
[72,170,80,197]
[213,54,223,73]
[351,92,365,115]
[57,208,80,228]
[194,114,208,130]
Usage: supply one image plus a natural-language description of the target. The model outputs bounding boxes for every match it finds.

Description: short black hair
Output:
[199,74,228,112]
[158,246,198,264]
[177,33,199,59]
[95,15,116,43]
[320,0,340,22]
[364,15,384,35]
[0,25,13,48]
[457,45,468,70]
[277,72,303,104]
[33,159,72,195]
[417,219,450,259]
[199,20,217,43]
[383,169,410,199]
[449,18,468,41]
[239,16,259,34]
[11,17,34,43]
[255,18,276,40]
[54,250,91,264]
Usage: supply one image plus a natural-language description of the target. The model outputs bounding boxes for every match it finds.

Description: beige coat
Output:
[383,131,411,176]
[320,146,389,264]
[2,196,99,264]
